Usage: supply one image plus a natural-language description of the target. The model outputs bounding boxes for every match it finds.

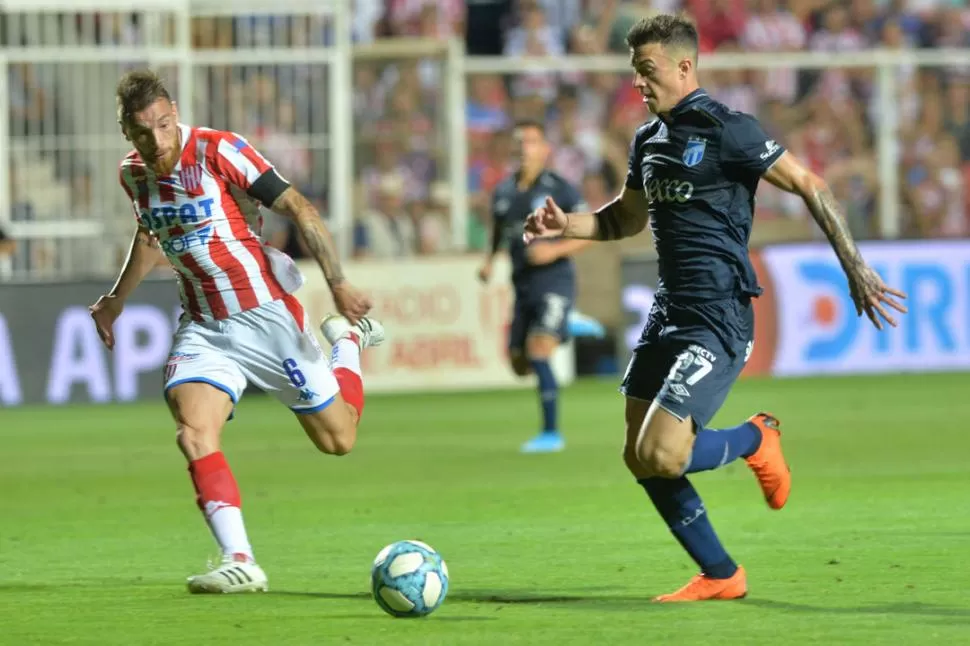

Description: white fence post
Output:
[876,62,900,239]
[446,37,469,251]
[329,0,354,261]
[0,55,9,230]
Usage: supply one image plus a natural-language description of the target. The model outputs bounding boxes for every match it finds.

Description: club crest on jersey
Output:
[179,164,203,192]
[682,137,707,168]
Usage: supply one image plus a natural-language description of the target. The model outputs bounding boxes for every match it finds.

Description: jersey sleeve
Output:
[625,131,644,190]
[118,163,141,224]
[720,112,786,177]
[208,132,291,207]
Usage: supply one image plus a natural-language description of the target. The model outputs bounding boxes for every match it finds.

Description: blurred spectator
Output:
[581,171,614,211]
[415,182,454,254]
[387,0,464,37]
[943,80,970,160]
[8,63,48,135]
[354,174,417,258]
[809,4,868,106]
[741,0,806,105]
[0,224,14,279]
[504,2,565,101]
[465,0,514,55]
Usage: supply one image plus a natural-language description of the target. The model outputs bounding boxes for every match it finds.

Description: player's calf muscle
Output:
[298,404,357,456]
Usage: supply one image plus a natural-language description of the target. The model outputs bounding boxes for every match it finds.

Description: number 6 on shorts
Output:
[283,358,306,388]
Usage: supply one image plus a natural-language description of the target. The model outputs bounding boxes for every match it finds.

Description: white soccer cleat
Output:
[321,314,385,350]
[186,555,268,594]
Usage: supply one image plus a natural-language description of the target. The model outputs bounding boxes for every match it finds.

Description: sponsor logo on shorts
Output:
[297,387,319,402]
[167,351,199,363]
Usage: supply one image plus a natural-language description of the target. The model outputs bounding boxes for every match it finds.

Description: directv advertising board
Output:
[761,240,970,376]
[619,240,970,378]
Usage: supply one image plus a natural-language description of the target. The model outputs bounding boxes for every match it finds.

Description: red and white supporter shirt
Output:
[119,124,304,322]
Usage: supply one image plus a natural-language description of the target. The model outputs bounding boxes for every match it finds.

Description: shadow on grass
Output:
[274,589,970,622]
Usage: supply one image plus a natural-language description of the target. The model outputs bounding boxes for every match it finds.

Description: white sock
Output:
[205,503,255,561]
[331,338,362,376]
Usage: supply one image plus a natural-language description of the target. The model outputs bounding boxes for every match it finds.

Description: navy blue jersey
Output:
[626,89,785,302]
[492,170,586,295]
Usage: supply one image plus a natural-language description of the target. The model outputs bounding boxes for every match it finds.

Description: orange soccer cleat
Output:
[653,566,748,602]
[744,412,791,510]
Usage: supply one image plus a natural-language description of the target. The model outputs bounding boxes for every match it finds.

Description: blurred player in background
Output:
[525,15,908,601]
[89,69,385,594]
[478,120,591,454]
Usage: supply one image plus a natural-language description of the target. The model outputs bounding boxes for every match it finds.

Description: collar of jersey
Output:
[667,88,708,120]
[174,123,192,170]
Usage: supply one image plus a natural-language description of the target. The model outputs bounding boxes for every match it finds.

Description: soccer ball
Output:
[370,540,449,618]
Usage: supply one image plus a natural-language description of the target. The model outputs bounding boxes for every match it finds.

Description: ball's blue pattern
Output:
[371,541,449,618]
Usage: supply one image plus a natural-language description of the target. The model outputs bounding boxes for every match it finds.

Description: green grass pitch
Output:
[1,373,968,645]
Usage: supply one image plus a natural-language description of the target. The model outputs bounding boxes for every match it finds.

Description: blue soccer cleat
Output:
[520,430,565,454]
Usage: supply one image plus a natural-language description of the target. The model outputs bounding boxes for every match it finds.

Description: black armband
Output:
[490,217,503,255]
[594,202,623,241]
[247,168,291,207]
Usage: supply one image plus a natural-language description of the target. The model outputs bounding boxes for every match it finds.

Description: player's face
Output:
[630,43,692,115]
[122,97,180,173]
[513,126,548,172]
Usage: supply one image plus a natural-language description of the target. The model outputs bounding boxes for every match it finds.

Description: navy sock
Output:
[638,476,738,579]
[529,358,558,433]
[683,423,762,475]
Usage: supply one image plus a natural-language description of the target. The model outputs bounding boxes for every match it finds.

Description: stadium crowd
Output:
[347,0,969,257]
[3,1,969,273]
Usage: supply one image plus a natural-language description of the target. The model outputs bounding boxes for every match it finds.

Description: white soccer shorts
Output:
[163,295,339,415]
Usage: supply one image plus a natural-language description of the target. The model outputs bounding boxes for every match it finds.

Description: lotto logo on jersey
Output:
[645,178,695,204]
[139,198,216,230]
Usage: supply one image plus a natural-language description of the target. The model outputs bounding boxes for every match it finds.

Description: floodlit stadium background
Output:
[2,1,968,402]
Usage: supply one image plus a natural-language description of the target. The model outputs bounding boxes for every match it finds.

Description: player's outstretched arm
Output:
[763,152,908,329]
[269,187,371,322]
[525,238,593,265]
[524,188,649,242]
[90,226,164,349]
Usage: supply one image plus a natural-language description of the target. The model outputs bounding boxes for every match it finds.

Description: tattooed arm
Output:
[763,152,907,329]
[270,187,345,288]
[270,187,371,322]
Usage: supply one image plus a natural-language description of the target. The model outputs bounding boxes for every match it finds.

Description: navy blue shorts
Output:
[619,295,754,428]
[508,290,574,353]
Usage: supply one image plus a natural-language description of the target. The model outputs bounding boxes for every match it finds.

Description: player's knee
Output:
[635,438,689,478]
[622,442,649,478]
[327,426,356,456]
[175,422,220,459]
[510,354,531,376]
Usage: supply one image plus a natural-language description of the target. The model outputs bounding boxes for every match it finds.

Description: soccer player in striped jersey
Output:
[89,69,383,594]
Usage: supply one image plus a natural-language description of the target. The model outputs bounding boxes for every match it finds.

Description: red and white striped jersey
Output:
[119,124,302,322]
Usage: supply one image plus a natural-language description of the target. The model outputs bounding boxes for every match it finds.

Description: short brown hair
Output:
[625,14,699,59]
[116,69,171,124]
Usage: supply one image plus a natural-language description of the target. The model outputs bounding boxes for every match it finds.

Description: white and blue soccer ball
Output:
[370,540,449,618]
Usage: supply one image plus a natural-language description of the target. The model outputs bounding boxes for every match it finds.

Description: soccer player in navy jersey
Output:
[524,15,907,601]
[479,120,591,453]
